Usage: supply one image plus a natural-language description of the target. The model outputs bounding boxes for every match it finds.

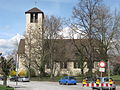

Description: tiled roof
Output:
[25,7,43,14]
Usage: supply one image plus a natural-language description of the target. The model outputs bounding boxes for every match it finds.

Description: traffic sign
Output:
[99,68,105,72]
[98,61,106,68]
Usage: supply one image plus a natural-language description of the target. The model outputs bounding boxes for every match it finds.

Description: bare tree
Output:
[25,26,35,77]
[44,15,63,78]
[30,24,46,77]
[95,6,120,61]
[71,0,120,78]
[72,0,102,78]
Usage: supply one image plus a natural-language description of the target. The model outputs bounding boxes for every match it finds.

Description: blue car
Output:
[59,76,77,85]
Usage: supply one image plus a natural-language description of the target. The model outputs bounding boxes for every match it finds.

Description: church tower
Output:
[25,7,44,34]
[24,8,44,76]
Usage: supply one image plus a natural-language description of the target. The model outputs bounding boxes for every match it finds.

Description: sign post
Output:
[98,61,106,77]
[98,61,106,90]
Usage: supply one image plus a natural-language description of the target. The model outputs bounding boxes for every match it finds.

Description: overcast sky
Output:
[0,0,120,55]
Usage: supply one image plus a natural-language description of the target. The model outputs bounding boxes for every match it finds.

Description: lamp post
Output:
[16,52,19,86]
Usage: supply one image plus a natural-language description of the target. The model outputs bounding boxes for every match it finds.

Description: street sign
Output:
[99,68,105,72]
[98,61,106,68]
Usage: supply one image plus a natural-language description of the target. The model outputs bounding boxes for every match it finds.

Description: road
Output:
[0,80,91,90]
[0,81,120,90]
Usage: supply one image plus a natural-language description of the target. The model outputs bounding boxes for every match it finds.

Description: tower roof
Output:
[25,7,43,14]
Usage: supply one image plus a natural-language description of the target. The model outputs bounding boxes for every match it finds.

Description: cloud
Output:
[0,34,24,56]
[59,27,85,39]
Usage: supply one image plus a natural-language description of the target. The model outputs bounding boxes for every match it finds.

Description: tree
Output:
[44,15,63,78]
[25,26,35,77]
[71,0,120,77]
[72,0,102,78]
[10,70,16,76]
[95,5,120,61]
[0,56,13,86]
[29,24,46,77]
[18,69,27,77]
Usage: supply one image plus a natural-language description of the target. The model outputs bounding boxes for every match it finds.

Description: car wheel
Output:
[59,81,62,85]
[74,83,76,85]
[112,88,116,90]
[92,88,98,90]
[66,82,69,85]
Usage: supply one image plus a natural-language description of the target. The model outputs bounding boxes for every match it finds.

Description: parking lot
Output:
[0,80,120,90]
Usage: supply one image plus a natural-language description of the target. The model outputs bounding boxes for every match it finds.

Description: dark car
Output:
[10,76,18,81]
[59,76,77,85]
[0,76,4,80]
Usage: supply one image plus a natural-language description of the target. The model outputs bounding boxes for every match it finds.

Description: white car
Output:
[18,77,30,82]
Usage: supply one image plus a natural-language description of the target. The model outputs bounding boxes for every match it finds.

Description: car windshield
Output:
[96,77,113,82]
[69,77,75,79]
[104,78,113,82]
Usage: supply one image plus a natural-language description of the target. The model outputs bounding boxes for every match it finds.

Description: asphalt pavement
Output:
[0,80,120,90]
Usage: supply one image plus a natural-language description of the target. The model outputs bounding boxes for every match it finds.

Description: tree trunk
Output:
[3,75,7,86]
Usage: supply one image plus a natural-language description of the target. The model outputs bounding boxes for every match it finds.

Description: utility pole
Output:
[16,53,19,86]
[108,59,110,90]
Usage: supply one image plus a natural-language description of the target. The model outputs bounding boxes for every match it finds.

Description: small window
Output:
[74,62,80,68]
[60,62,67,69]
[30,13,38,23]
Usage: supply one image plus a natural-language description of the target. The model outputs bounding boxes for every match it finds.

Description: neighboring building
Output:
[17,7,98,76]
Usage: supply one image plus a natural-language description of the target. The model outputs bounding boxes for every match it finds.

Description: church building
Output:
[17,7,97,77]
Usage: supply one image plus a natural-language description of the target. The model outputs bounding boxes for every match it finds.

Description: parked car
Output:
[10,76,30,82]
[92,77,116,90]
[0,76,4,80]
[10,76,18,81]
[18,76,30,82]
[59,76,77,85]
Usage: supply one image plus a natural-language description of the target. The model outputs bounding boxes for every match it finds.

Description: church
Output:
[17,7,97,77]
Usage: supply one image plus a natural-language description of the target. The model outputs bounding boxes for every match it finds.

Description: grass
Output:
[0,85,14,90]
[111,75,120,80]
[111,75,120,85]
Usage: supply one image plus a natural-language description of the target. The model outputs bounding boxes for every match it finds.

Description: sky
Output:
[0,0,120,55]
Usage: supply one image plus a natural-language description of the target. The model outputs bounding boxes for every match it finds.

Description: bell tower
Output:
[25,7,44,34]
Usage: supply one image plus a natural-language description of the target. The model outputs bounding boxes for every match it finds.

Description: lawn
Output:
[111,75,120,85]
[0,85,14,90]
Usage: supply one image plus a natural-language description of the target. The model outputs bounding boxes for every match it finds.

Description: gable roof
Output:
[25,7,43,14]
[17,39,25,54]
